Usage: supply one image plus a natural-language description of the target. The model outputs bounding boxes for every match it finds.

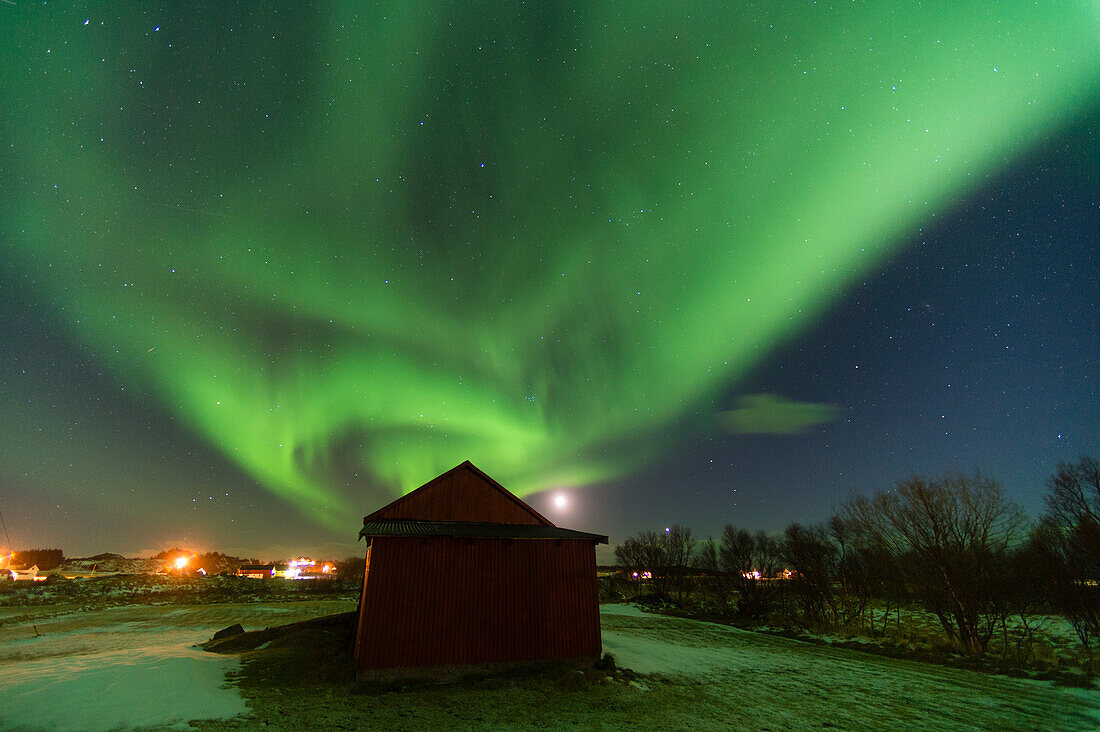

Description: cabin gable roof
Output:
[363,460,553,526]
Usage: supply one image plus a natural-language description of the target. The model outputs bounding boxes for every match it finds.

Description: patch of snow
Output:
[598,603,664,618]
[598,609,1100,729]
[0,600,355,731]
[602,630,756,677]
[0,641,247,731]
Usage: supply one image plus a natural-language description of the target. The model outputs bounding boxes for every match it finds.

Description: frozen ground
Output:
[598,604,1100,730]
[0,601,356,731]
[1,600,1097,730]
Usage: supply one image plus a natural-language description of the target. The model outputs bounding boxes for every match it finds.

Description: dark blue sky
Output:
[589,113,1099,542]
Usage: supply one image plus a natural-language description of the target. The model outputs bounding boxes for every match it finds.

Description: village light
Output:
[174,556,189,570]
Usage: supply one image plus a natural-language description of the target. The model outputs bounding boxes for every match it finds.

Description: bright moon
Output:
[553,493,568,510]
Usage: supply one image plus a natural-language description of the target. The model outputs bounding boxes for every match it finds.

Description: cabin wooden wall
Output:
[354,545,372,662]
[355,537,600,670]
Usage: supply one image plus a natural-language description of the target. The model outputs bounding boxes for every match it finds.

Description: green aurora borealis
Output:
[3,3,1099,534]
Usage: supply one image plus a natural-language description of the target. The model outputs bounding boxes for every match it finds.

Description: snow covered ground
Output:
[599,604,1100,730]
[0,601,355,731]
[1,600,1097,730]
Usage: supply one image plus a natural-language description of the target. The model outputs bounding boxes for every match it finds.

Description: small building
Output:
[236,563,275,579]
[297,560,337,580]
[355,460,608,672]
[273,563,297,579]
[8,564,40,582]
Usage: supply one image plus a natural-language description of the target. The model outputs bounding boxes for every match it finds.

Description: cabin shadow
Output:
[201,609,620,694]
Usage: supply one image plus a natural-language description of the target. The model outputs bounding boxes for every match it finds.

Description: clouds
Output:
[720,394,841,436]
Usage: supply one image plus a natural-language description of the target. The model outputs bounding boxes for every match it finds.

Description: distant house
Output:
[8,564,40,581]
[295,559,336,580]
[355,460,608,672]
[236,564,275,579]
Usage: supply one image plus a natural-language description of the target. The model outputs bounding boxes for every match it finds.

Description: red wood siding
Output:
[365,463,550,525]
[353,545,372,662]
[355,536,601,670]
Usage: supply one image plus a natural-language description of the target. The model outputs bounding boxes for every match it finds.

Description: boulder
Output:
[212,623,245,640]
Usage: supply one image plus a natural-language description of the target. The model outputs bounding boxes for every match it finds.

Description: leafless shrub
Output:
[614,526,696,603]
[337,555,366,583]
[718,526,784,621]
[1033,457,1100,653]
[842,471,1027,656]
[693,539,731,613]
[781,519,870,631]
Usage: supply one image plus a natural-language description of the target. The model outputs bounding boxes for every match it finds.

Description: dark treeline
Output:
[611,457,1100,661]
[337,555,366,582]
[9,549,65,571]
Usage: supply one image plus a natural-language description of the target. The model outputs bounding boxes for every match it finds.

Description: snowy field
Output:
[0,600,356,731]
[598,605,1100,730]
[1,599,1098,730]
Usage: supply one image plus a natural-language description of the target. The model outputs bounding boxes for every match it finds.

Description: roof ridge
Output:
[362,461,555,526]
[358,519,608,543]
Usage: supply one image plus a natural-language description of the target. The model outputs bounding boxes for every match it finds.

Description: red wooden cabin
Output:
[354,460,608,671]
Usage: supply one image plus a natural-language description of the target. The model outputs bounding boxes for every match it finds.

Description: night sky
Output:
[2,3,1097,560]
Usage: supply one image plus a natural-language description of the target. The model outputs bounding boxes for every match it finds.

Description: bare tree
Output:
[614,530,673,599]
[1035,457,1100,652]
[718,526,784,621]
[614,535,650,590]
[613,537,640,577]
[1044,457,1100,530]
[694,538,731,613]
[843,472,1027,656]
[827,515,875,628]
[782,523,834,629]
[719,526,754,577]
[780,521,869,631]
[337,555,366,582]
[633,531,669,596]
[995,536,1052,663]
[859,541,907,636]
[662,525,697,605]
